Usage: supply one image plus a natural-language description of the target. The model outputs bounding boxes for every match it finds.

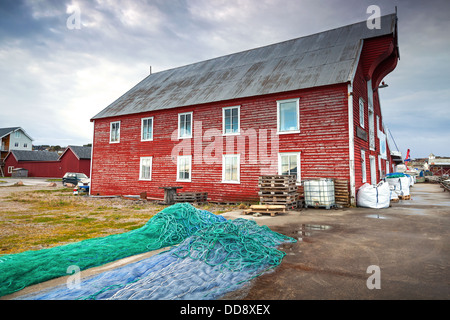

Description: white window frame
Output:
[367,80,375,151]
[378,156,382,177]
[222,106,240,136]
[141,117,154,141]
[278,152,301,184]
[8,166,14,174]
[177,155,192,182]
[369,155,377,185]
[359,97,365,128]
[139,156,153,181]
[367,80,374,108]
[222,154,240,184]
[361,150,367,183]
[277,98,300,134]
[110,121,120,143]
[368,108,375,150]
[178,112,193,139]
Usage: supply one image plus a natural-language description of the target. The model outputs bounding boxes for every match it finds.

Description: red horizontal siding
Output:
[91,84,351,202]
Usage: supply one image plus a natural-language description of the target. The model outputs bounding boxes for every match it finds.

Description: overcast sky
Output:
[0,0,449,158]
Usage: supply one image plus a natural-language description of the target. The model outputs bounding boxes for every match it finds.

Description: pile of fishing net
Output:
[1,203,296,299]
[18,218,295,300]
[0,203,225,297]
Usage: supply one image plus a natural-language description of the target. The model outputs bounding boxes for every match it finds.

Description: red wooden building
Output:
[4,150,60,177]
[4,146,91,178]
[90,14,400,205]
[58,145,92,177]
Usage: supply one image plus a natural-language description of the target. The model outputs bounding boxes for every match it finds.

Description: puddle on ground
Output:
[366,213,390,219]
[296,224,332,242]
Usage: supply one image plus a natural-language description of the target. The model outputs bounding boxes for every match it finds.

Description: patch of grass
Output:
[75,217,97,225]
[0,187,242,254]
[32,217,55,223]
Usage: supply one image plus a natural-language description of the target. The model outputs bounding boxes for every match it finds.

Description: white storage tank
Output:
[303,178,335,209]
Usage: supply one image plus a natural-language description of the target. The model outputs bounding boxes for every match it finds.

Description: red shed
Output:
[90,14,400,205]
[58,145,92,177]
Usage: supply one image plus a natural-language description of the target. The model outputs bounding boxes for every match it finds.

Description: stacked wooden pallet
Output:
[174,192,208,203]
[258,175,298,208]
[243,205,287,217]
[334,179,350,207]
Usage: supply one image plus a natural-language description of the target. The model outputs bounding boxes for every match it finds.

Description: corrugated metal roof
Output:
[92,14,396,120]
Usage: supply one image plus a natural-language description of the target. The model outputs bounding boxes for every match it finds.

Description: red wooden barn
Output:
[4,146,91,178]
[90,14,401,205]
[4,150,60,177]
[58,145,92,177]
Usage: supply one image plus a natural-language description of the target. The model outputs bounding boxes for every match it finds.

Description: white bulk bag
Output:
[409,175,415,187]
[390,189,398,201]
[399,176,410,196]
[356,181,390,209]
[386,176,410,196]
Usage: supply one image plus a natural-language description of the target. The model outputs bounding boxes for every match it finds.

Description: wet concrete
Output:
[223,183,450,299]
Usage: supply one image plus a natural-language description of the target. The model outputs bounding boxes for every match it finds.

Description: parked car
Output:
[62,172,90,186]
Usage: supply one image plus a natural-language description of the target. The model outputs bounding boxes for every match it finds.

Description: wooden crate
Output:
[259,175,298,208]
[334,179,350,207]
[258,175,297,188]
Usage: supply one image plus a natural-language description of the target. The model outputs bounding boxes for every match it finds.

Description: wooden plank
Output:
[259,192,298,196]
[245,204,287,216]
[250,204,286,210]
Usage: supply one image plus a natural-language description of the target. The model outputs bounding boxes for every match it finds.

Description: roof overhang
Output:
[390,150,403,164]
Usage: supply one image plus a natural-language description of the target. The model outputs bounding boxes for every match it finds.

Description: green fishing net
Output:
[0,203,225,297]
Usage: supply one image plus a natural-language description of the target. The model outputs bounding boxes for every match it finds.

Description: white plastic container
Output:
[303,178,335,209]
